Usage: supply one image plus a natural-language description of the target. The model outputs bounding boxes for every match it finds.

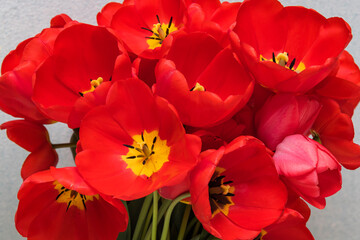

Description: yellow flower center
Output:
[191,82,205,92]
[260,52,306,73]
[54,181,99,211]
[209,167,235,218]
[79,77,104,96]
[122,130,170,177]
[142,15,178,50]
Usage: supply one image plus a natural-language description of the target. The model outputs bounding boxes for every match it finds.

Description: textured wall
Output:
[0,0,359,239]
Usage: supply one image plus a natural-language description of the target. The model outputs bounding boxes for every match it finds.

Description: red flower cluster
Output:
[1,0,359,239]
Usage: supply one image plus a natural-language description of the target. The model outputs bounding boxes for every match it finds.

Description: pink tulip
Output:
[273,134,342,209]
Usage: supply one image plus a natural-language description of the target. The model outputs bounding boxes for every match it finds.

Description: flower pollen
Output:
[142,15,178,50]
[260,52,306,73]
[54,181,99,211]
[209,167,235,218]
[122,130,170,177]
[79,77,104,96]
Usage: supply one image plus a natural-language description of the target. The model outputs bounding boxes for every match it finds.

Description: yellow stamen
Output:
[122,130,170,177]
[146,20,178,50]
[260,52,306,73]
[81,77,104,95]
[191,82,205,92]
[54,181,99,211]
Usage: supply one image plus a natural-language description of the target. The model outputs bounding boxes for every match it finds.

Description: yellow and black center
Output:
[54,181,99,211]
[122,130,170,177]
[79,77,104,96]
[253,230,268,240]
[142,15,178,50]
[208,167,235,217]
[260,52,305,73]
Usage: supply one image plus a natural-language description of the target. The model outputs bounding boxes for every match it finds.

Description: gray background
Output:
[0,0,359,239]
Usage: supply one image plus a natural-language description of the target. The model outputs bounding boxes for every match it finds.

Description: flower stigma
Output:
[142,15,178,50]
[260,52,306,73]
[54,181,99,211]
[208,167,235,218]
[122,130,170,177]
[79,77,104,96]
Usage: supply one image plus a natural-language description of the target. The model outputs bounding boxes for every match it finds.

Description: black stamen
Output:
[141,132,144,141]
[79,92,84,97]
[127,156,136,159]
[272,52,276,63]
[142,158,148,165]
[153,136,157,144]
[123,144,134,149]
[156,15,161,24]
[82,199,87,210]
[223,181,233,185]
[135,147,143,153]
[137,155,145,158]
[166,17,173,36]
[141,27,154,33]
[61,186,65,190]
[226,193,235,197]
[289,58,296,70]
[56,191,65,200]
[66,200,72,212]
[145,36,162,40]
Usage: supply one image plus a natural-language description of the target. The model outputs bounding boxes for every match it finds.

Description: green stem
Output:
[192,221,201,238]
[132,194,153,240]
[177,204,191,240]
[160,192,191,240]
[144,198,172,240]
[52,143,77,149]
[141,205,153,240]
[152,191,159,240]
[184,217,198,237]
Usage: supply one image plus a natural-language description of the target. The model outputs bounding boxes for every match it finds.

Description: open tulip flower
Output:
[190,136,287,240]
[0,14,74,123]
[76,78,201,200]
[15,167,128,240]
[2,0,360,239]
[231,0,352,93]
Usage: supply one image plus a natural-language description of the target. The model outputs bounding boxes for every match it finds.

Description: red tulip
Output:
[155,32,254,127]
[190,136,287,240]
[312,98,360,169]
[231,0,352,93]
[109,0,186,58]
[314,50,360,116]
[0,15,74,123]
[255,94,321,150]
[15,167,128,240]
[1,120,58,180]
[273,134,342,209]
[76,79,201,200]
[32,23,131,127]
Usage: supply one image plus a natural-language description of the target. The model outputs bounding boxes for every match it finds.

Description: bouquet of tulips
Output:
[1,0,360,239]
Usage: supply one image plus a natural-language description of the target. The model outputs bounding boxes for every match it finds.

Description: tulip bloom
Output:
[312,98,360,169]
[273,134,342,209]
[314,50,360,117]
[255,94,321,150]
[185,0,241,46]
[15,167,128,240]
[76,79,201,200]
[0,15,74,123]
[1,120,58,180]
[190,136,287,240]
[32,23,132,128]
[231,0,352,93]
[108,0,186,58]
[155,32,254,127]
